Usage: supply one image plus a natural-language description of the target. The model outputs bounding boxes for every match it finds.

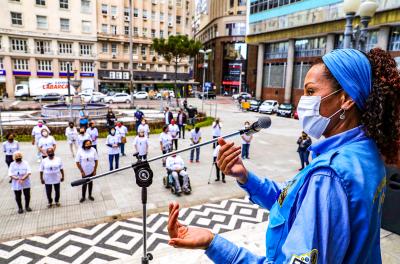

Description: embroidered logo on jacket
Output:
[277,180,296,206]
[290,249,318,264]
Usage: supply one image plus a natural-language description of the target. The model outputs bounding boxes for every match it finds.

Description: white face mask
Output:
[297,89,343,139]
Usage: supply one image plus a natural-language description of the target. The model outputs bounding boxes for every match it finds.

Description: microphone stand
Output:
[71,128,249,263]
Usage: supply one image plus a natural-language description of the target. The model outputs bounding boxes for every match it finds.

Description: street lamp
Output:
[129,0,135,108]
[199,49,212,113]
[343,0,378,50]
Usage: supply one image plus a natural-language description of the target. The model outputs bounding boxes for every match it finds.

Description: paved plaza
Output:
[0,98,399,263]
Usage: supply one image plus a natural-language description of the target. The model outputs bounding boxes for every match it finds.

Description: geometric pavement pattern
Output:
[0,197,268,264]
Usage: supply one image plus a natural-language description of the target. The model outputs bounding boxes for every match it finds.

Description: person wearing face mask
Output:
[168,119,180,150]
[138,119,150,138]
[3,133,19,168]
[240,121,252,160]
[189,126,201,163]
[177,108,187,139]
[77,128,91,150]
[75,140,98,203]
[296,132,312,171]
[40,148,64,208]
[31,120,50,162]
[38,129,56,159]
[115,121,128,156]
[106,128,121,171]
[166,48,400,263]
[160,125,172,167]
[133,129,149,161]
[8,151,32,214]
[65,121,79,157]
[79,109,89,129]
[134,107,145,134]
[166,153,190,195]
[106,108,116,131]
[86,121,99,151]
[212,118,222,149]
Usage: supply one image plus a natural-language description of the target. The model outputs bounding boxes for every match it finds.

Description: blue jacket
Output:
[205,126,386,263]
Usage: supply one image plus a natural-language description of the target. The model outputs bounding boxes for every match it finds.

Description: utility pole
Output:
[129,0,135,108]
[67,63,72,122]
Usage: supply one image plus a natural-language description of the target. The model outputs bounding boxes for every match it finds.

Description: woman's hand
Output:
[217,138,248,184]
[167,202,214,250]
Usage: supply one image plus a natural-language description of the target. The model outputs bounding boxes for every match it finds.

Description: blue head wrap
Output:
[322,49,372,110]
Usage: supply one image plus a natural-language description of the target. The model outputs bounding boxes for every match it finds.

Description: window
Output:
[160,30,164,38]
[36,15,47,29]
[141,46,146,55]
[101,43,108,53]
[238,0,246,6]
[59,42,72,54]
[111,43,117,53]
[124,26,129,35]
[295,37,326,57]
[134,8,138,17]
[168,15,173,24]
[134,27,138,37]
[82,20,91,33]
[111,6,117,16]
[35,40,51,54]
[124,7,130,17]
[81,61,94,72]
[230,0,235,8]
[60,18,70,31]
[143,28,147,37]
[250,0,303,15]
[123,43,129,53]
[152,12,156,20]
[160,12,164,21]
[37,60,52,71]
[59,0,69,9]
[132,45,137,54]
[101,24,107,33]
[13,59,29,71]
[264,41,288,59]
[225,23,246,36]
[143,10,148,19]
[293,62,311,89]
[81,0,90,13]
[177,0,182,6]
[100,61,107,69]
[150,47,155,55]
[0,58,4,70]
[60,61,73,72]
[36,0,46,5]
[151,29,156,38]
[101,4,108,14]
[80,43,92,55]
[112,62,119,69]
[176,16,181,24]
[11,38,28,53]
[124,63,129,70]
[11,12,22,26]
[262,62,286,88]
[390,26,400,51]
[111,25,117,35]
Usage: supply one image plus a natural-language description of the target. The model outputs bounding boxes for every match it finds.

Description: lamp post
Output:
[129,0,135,108]
[343,0,378,50]
[199,49,212,113]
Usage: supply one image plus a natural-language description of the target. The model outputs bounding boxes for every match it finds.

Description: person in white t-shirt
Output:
[65,121,79,157]
[75,139,98,203]
[3,133,19,167]
[166,154,190,194]
[115,121,128,156]
[241,121,253,159]
[168,119,180,150]
[86,121,99,151]
[159,125,172,167]
[31,120,50,162]
[189,127,202,163]
[138,119,150,138]
[133,129,149,160]
[77,127,91,149]
[106,127,121,171]
[213,142,225,183]
[212,118,222,149]
[40,148,65,208]
[38,129,56,159]
[8,151,32,214]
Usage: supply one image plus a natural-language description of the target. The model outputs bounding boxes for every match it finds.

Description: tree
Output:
[152,35,202,102]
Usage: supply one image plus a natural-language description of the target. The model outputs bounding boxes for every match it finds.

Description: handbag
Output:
[121,137,127,144]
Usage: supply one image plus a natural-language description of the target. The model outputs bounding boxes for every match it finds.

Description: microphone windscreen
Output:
[258,116,271,129]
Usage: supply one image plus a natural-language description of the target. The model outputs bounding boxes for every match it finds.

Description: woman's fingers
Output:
[219,149,241,172]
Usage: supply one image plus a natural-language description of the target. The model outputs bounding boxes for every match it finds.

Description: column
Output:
[29,58,37,78]
[4,56,14,98]
[284,39,295,104]
[326,33,335,53]
[53,59,59,78]
[255,43,264,100]
[377,26,390,51]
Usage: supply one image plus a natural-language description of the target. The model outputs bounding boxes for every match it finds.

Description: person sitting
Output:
[166,154,190,195]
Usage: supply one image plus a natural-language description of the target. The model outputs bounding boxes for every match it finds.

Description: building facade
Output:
[194,0,252,95]
[97,0,194,93]
[0,0,97,97]
[247,0,400,106]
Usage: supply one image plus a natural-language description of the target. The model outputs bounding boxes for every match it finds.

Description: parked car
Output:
[34,93,64,101]
[198,90,216,99]
[277,103,294,117]
[248,100,262,112]
[232,92,252,100]
[80,93,93,103]
[156,90,175,99]
[259,100,279,114]
[104,93,131,104]
[133,91,149,99]
[92,92,107,102]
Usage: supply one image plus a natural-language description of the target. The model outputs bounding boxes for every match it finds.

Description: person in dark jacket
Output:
[177,108,187,139]
[106,108,116,131]
[164,107,173,125]
[297,131,312,170]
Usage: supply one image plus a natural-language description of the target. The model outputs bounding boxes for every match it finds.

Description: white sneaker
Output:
[37,159,41,163]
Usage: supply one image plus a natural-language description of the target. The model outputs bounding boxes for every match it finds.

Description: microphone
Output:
[241,116,271,136]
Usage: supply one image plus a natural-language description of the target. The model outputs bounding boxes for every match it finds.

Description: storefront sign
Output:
[80,72,95,77]
[13,71,31,76]
[37,71,54,77]
[59,72,75,78]
[0,70,5,76]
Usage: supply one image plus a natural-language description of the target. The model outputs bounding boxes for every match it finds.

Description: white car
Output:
[232,92,252,100]
[133,91,149,99]
[259,100,279,114]
[92,92,107,102]
[104,93,132,104]
[80,93,93,103]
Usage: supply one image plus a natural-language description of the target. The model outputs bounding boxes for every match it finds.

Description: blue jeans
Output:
[109,154,120,171]
[190,147,200,161]
[299,150,310,169]
[242,144,250,159]
[120,143,125,155]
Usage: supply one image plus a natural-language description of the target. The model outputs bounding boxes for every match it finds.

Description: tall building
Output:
[247,0,400,105]
[97,0,194,93]
[0,0,97,97]
[194,0,250,95]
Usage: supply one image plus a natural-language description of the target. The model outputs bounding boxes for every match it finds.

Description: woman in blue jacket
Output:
[167,48,400,263]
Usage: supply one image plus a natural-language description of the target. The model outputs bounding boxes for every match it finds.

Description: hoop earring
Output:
[340,109,346,120]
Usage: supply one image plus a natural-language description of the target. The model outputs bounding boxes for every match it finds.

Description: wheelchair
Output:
[163,167,192,196]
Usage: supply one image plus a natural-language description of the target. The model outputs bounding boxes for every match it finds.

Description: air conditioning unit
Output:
[138,63,143,67]
[124,16,130,21]
[112,53,117,58]
[143,16,148,20]
[151,0,157,4]
[112,15,117,19]
[168,22,173,27]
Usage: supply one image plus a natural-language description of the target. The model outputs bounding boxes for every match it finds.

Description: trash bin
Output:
[381,166,400,235]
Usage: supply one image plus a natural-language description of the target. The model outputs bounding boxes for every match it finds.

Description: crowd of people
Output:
[3,105,254,213]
